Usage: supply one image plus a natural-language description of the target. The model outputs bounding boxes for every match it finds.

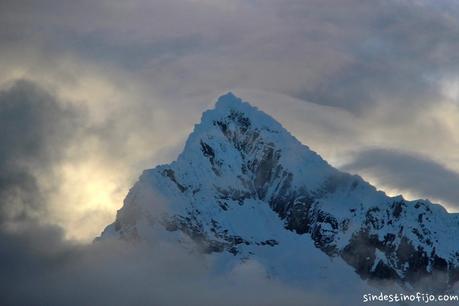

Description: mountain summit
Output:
[100,93,459,290]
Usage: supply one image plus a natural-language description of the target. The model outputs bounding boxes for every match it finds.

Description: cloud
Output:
[342,148,459,209]
[0,186,343,306]
[0,79,82,227]
[0,228,347,306]
[2,0,459,113]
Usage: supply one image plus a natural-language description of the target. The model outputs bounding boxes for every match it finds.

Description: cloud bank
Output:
[343,148,459,208]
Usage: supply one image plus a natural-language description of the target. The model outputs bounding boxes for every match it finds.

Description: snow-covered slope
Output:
[100,93,459,291]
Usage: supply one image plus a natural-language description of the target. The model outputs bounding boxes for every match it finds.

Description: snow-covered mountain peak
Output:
[179,92,333,190]
[212,92,266,119]
[214,91,246,109]
[188,92,289,146]
[100,93,459,292]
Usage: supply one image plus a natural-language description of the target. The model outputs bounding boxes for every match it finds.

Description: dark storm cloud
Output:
[0,80,82,224]
[0,80,80,303]
[0,80,83,303]
[343,148,459,209]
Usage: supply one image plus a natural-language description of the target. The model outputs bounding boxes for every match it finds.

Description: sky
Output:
[1,0,459,304]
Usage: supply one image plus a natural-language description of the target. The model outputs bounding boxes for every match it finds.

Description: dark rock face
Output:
[162,169,187,192]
